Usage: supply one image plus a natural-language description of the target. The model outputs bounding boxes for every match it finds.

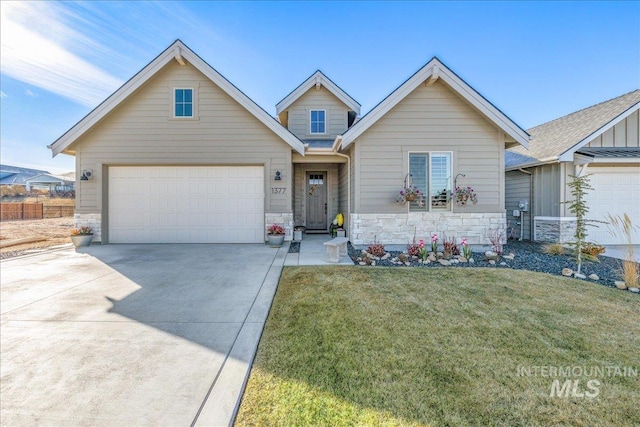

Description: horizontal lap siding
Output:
[287,86,349,139]
[74,61,291,213]
[355,80,503,213]
[505,170,532,240]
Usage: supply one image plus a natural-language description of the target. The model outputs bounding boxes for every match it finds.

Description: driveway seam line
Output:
[190,246,285,427]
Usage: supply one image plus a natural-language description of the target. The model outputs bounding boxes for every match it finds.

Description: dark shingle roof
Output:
[508,90,640,167]
[576,147,640,158]
[303,139,335,149]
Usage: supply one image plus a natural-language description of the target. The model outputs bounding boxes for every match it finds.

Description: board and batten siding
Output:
[71,60,292,216]
[286,86,350,139]
[505,170,532,240]
[586,110,640,148]
[352,80,506,214]
[531,163,561,217]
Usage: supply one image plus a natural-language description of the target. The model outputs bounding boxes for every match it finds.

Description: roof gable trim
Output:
[50,40,305,156]
[276,70,361,115]
[340,58,530,150]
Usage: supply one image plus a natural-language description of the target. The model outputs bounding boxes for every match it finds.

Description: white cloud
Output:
[0,91,7,98]
[25,89,36,97]
[0,2,122,107]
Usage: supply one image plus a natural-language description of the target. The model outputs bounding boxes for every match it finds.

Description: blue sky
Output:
[1,1,639,173]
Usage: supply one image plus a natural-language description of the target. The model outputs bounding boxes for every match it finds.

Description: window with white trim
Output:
[174,88,193,117]
[310,110,326,134]
[409,152,452,211]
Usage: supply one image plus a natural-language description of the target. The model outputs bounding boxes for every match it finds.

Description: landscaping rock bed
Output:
[348,240,635,289]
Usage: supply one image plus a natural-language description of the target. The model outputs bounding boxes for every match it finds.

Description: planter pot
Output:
[266,234,285,247]
[294,229,304,241]
[405,194,416,201]
[71,234,93,247]
[336,229,346,238]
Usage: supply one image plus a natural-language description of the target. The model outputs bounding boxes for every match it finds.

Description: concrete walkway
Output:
[285,233,354,266]
[1,244,287,426]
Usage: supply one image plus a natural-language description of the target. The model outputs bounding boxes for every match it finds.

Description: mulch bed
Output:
[347,240,634,289]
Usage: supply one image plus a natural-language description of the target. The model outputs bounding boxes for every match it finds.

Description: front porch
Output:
[292,158,348,235]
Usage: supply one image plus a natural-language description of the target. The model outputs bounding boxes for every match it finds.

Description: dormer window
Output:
[310,110,326,134]
[174,88,193,117]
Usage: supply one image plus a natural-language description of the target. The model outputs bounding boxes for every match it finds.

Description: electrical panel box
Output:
[518,200,529,212]
[513,209,521,217]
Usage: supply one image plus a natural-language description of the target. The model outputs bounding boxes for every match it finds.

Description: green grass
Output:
[236,267,639,427]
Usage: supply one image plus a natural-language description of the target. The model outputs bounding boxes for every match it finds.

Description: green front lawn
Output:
[236,267,639,426]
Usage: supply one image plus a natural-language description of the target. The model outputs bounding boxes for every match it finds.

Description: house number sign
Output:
[271,188,286,194]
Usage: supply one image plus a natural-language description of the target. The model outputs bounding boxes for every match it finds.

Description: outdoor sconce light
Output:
[81,170,93,181]
[274,170,281,181]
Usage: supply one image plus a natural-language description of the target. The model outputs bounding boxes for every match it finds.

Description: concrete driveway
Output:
[1,244,286,426]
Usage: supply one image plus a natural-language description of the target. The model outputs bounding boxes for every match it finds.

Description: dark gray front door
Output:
[306,172,327,230]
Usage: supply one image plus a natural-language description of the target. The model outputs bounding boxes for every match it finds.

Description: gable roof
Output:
[0,164,50,185]
[339,57,530,150]
[508,89,640,168]
[276,70,361,115]
[49,40,305,156]
[25,173,75,183]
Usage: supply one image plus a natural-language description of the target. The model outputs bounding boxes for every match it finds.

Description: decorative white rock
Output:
[615,281,628,290]
[561,268,573,277]
[573,273,586,280]
[588,274,599,281]
[629,287,639,293]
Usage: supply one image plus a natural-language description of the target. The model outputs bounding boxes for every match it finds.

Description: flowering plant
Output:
[267,224,285,235]
[71,226,93,235]
[461,238,472,259]
[419,239,427,262]
[452,186,478,206]
[430,233,438,253]
[396,186,425,206]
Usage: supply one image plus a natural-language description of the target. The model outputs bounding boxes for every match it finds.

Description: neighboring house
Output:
[506,90,640,245]
[49,40,529,244]
[0,164,49,188]
[25,173,75,194]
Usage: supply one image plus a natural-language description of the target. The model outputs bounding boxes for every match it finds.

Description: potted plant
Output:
[395,186,425,206]
[70,226,93,247]
[266,224,285,247]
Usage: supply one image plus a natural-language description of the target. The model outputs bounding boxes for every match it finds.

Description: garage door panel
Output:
[583,167,640,245]
[109,166,264,243]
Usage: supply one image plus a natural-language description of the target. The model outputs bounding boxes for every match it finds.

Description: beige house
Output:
[506,90,640,245]
[49,40,530,245]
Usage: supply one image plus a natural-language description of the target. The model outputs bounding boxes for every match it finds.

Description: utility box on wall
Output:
[518,200,529,212]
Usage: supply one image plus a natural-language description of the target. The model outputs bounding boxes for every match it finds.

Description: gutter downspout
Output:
[333,137,351,238]
[518,168,533,241]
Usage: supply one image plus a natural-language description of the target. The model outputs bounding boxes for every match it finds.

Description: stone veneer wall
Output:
[265,213,294,241]
[534,217,576,243]
[349,212,506,245]
[74,213,102,243]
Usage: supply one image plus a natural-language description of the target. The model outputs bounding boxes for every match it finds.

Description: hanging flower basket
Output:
[395,186,424,206]
[451,186,478,206]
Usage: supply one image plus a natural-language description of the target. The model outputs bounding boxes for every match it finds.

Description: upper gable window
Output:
[174,88,193,117]
[310,110,326,134]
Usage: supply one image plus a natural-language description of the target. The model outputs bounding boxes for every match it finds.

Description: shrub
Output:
[581,243,605,258]
[606,213,640,288]
[267,224,285,235]
[442,236,460,259]
[486,228,505,255]
[543,243,566,256]
[407,243,420,257]
[367,243,386,257]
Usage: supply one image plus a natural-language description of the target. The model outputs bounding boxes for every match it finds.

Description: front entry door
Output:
[306,172,327,230]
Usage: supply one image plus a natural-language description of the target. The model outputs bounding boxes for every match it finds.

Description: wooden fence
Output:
[43,205,75,218]
[0,203,43,221]
[0,203,75,221]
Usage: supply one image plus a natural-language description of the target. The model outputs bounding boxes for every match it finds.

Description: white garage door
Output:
[583,166,640,245]
[109,166,264,243]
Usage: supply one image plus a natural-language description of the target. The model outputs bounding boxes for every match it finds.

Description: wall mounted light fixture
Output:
[274,170,282,181]
[81,170,93,181]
